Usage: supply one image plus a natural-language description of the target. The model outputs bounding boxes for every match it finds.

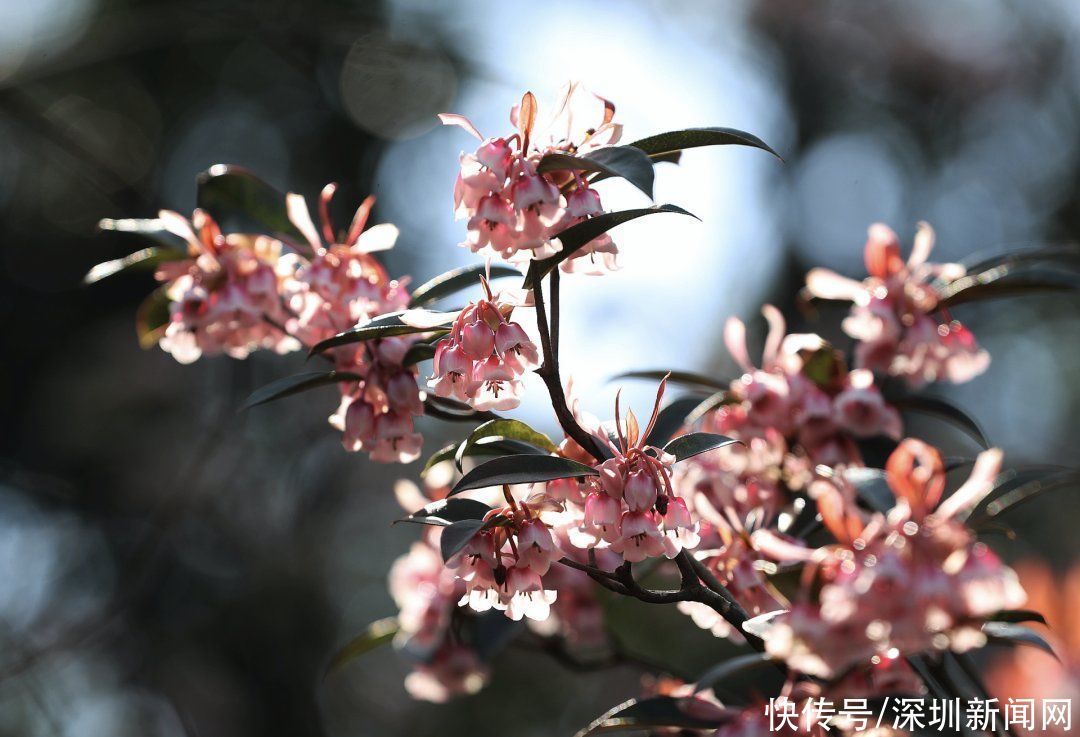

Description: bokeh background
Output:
[1,1,1079,735]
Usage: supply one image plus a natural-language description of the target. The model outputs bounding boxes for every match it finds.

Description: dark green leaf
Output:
[645,396,710,447]
[242,370,362,410]
[196,164,305,241]
[402,341,438,366]
[310,312,452,355]
[684,391,734,427]
[840,468,895,513]
[693,652,776,694]
[663,432,738,463]
[988,609,1048,626]
[421,443,458,478]
[408,264,522,307]
[961,245,1080,275]
[324,617,399,678]
[610,369,730,391]
[575,696,728,737]
[626,126,782,161]
[135,286,171,349]
[456,420,558,470]
[741,610,786,639]
[974,468,1080,523]
[450,455,598,496]
[84,247,188,285]
[938,275,1080,308]
[526,205,699,285]
[398,497,492,527]
[538,145,655,198]
[440,518,488,562]
[97,217,188,249]
[892,395,989,448]
[982,622,1059,661]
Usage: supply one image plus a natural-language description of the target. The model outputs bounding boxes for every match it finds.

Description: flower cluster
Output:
[442,83,623,273]
[758,439,1024,678]
[426,284,539,412]
[143,185,424,462]
[805,222,990,387]
[154,210,299,363]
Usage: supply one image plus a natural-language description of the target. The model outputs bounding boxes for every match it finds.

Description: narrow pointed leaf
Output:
[243,370,362,410]
[310,312,451,355]
[685,391,734,427]
[892,395,990,448]
[982,622,1059,661]
[988,609,1048,626]
[456,420,558,469]
[663,432,738,463]
[97,217,189,249]
[84,247,188,284]
[408,264,522,307]
[576,696,729,737]
[938,275,1080,308]
[440,518,487,562]
[645,396,710,447]
[196,164,305,241]
[450,455,598,495]
[538,145,655,198]
[961,245,1080,275]
[626,126,782,161]
[135,286,171,349]
[398,497,492,527]
[610,369,730,391]
[693,653,776,694]
[742,610,786,639]
[403,341,438,366]
[527,205,698,285]
[324,617,399,678]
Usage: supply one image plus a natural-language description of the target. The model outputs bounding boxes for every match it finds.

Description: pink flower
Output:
[515,518,557,575]
[831,369,902,439]
[503,567,558,621]
[610,510,668,562]
[425,286,538,411]
[440,83,622,271]
[805,222,990,388]
[403,644,489,703]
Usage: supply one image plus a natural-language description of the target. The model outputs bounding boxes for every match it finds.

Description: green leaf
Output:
[402,341,438,366]
[526,205,698,285]
[450,455,598,496]
[575,696,728,737]
[663,432,737,463]
[841,468,894,513]
[684,391,734,427]
[972,468,1080,524]
[242,370,362,410]
[135,286,171,349]
[408,264,522,308]
[538,145,655,198]
[741,610,786,639]
[397,497,492,527]
[610,369,730,391]
[693,652,777,694]
[97,217,188,249]
[456,420,558,467]
[938,275,1080,308]
[421,443,458,478]
[982,622,1059,661]
[626,126,782,161]
[988,609,1048,626]
[84,247,188,285]
[440,518,488,562]
[644,396,710,448]
[892,395,989,448]
[310,312,451,355]
[324,617,399,678]
[961,245,1080,275]
[196,164,305,241]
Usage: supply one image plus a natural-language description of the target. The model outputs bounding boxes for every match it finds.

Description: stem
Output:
[530,267,604,460]
[550,267,561,359]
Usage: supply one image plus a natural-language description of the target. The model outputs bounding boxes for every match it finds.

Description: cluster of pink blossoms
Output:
[442,83,623,273]
[147,186,425,462]
[426,284,539,412]
[805,222,990,388]
[758,439,1024,678]
[154,210,299,363]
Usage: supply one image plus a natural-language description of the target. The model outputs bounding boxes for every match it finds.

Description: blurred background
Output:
[1,0,1079,735]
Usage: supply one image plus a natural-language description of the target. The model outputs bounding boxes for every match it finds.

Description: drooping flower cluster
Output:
[280,187,424,462]
[138,185,425,462]
[757,439,1025,678]
[154,210,299,363]
[441,83,623,273]
[426,284,539,411]
[805,222,990,388]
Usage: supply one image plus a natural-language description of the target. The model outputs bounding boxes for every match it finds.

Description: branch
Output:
[530,267,605,460]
